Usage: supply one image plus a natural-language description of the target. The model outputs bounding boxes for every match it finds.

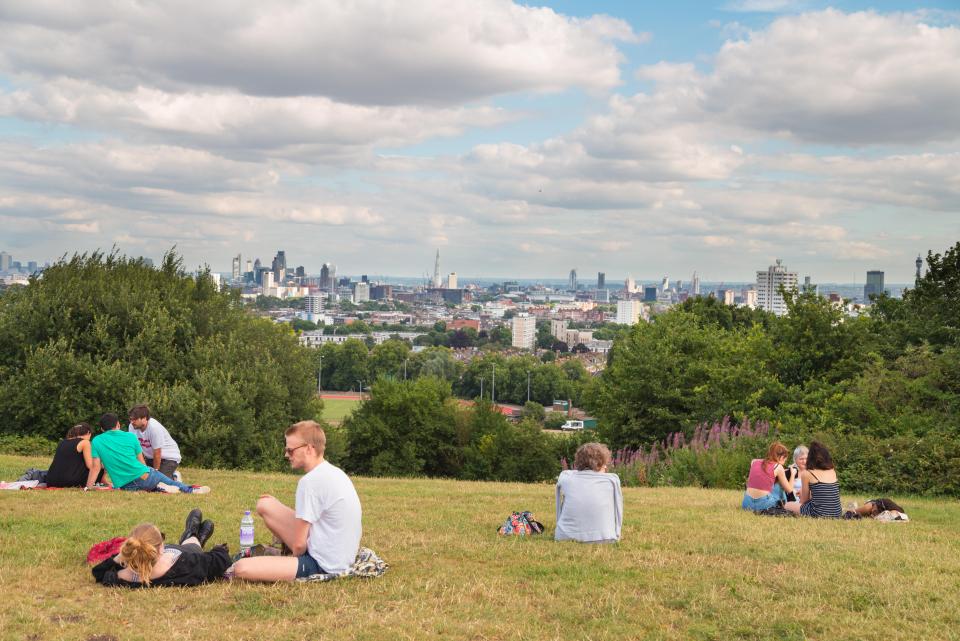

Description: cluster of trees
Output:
[412,322,512,349]
[587,242,960,495]
[340,377,584,482]
[0,252,320,471]
[314,338,590,406]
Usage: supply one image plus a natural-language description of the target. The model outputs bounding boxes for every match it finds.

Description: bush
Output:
[544,413,567,430]
[0,434,57,456]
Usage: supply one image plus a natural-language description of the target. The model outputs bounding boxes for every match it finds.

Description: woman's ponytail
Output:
[118,524,163,585]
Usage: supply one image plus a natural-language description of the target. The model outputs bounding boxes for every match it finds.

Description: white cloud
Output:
[0,0,637,105]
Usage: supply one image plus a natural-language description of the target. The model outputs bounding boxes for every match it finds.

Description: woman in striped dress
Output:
[785,441,842,518]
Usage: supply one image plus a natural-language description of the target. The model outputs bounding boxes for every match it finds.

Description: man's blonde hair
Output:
[285,420,326,456]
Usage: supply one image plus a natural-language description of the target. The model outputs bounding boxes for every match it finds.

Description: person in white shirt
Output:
[232,420,362,581]
[128,405,182,478]
[555,442,623,543]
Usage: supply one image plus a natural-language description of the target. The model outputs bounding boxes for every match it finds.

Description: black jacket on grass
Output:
[92,544,231,587]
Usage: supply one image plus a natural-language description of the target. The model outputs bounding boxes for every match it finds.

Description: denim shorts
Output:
[742,492,780,511]
[296,553,323,578]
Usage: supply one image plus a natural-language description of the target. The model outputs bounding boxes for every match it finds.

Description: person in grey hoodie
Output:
[555,442,623,543]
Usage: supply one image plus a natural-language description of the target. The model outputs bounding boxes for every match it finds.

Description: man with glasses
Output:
[128,404,182,479]
[232,420,362,582]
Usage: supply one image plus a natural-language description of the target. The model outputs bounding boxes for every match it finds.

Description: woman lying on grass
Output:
[742,441,798,512]
[784,441,842,518]
[555,442,623,543]
[92,508,229,587]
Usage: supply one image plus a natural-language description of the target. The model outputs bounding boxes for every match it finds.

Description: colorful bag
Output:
[86,537,126,564]
[497,511,544,536]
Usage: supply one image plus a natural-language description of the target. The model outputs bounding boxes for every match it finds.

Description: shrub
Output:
[0,434,57,456]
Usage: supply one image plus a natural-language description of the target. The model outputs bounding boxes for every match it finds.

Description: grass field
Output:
[320,398,361,424]
[2,453,959,641]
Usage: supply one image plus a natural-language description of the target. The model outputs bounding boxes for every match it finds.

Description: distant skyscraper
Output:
[320,263,336,291]
[661,276,670,292]
[643,286,657,302]
[433,249,442,288]
[272,250,286,282]
[447,272,457,289]
[756,259,798,316]
[616,300,641,325]
[568,269,578,291]
[232,254,241,281]
[354,282,370,303]
[303,295,324,322]
[744,289,758,308]
[511,313,536,350]
[692,272,701,296]
[253,257,261,273]
[245,259,253,273]
[597,272,605,289]
[625,274,635,293]
[864,271,884,302]
[0,251,11,272]
[802,276,819,296]
[916,255,923,281]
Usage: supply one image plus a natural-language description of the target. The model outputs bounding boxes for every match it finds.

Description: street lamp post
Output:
[357,380,364,399]
[527,371,531,403]
[491,364,496,404]
[317,355,323,394]
[479,377,484,400]
[403,358,408,380]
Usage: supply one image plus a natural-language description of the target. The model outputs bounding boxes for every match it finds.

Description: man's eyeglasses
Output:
[284,444,309,456]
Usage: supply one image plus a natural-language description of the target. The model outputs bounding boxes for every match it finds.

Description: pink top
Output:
[746,458,778,492]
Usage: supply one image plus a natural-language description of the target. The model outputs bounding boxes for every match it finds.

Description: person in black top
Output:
[46,423,98,488]
[92,509,228,587]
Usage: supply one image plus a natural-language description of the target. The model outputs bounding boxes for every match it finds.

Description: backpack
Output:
[497,511,544,536]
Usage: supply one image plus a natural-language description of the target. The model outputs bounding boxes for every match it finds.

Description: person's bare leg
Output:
[232,556,299,582]
[784,501,801,514]
[256,496,301,548]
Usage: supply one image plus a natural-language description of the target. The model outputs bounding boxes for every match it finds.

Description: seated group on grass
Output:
[43,406,204,493]
[743,440,842,517]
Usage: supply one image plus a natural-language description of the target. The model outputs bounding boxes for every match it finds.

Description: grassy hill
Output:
[2,453,959,641]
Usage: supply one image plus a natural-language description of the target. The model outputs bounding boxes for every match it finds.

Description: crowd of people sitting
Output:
[41,405,207,494]
[8,411,905,587]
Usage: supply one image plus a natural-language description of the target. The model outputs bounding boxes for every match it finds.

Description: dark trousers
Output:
[157,459,179,478]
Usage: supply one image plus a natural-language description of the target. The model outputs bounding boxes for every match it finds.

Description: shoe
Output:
[179,508,203,544]
[157,482,180,494]
[191,486,211,495]
[197,520,215,548]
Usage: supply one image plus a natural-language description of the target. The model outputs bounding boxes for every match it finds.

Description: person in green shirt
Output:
[85,414,209,494]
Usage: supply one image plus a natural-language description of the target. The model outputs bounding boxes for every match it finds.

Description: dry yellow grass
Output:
[2,454,959,641]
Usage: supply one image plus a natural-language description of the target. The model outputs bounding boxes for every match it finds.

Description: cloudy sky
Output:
[1,1,958,282]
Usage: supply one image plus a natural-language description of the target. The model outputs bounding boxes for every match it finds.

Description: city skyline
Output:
[1,1,958,281]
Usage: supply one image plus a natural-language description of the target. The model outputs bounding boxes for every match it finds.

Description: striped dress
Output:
[799,471,842,518]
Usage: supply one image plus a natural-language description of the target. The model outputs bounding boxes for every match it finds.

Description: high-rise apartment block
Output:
[447,272,457,289]
[616,300,641,325]
[511,313,536,350]
[597,272,605,289]
[755,259,798,316]
[550,319,568,341]
[353,282,370,303]
[303,295,324,323]
[864,271,885,302]
[231,254,241,281]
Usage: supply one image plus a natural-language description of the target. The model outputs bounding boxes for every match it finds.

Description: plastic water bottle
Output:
[240,510,255,553]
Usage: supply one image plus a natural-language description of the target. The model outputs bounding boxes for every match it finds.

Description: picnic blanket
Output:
[297,547,389,583]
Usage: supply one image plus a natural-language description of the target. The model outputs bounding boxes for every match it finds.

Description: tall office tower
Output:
[661,276,670,292]
[232,254,241,281]
[320,263,331,290]
[27,261,38,273]
[643,286,657,302]
[743,289,758,308]
[756,259,798,316]
[353,282,370,303]
[295,266,305,279]
[245,259,253,273]
[864,271,885,302]
[262,271,275,289]
[0,251,11,272]
[569,269,578,291]
[253,258,261,274]
[272,250,286,282]
[692,272,701,296]
[447,272,457,289]
[511,313,537,350]
[802,276,819,295]
[304,294,324,322]
[597,272,605,289]
[916,255,923,281]
[361,274,369,283]
[433,249,442,288]
[616,300,641,325]
[625,274,635,293]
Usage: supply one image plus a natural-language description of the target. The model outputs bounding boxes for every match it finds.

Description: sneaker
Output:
[191,486,211,494]
[173,471,183,483]
[157,482,181,494]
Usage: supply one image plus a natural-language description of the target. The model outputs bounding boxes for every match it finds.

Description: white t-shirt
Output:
[295,460,362,573]
[128,418,181,463]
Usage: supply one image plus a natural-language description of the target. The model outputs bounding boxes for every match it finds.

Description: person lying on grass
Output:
[784,441,842,518]
[231,420,362,582]
[92,509,228,587]
[742,441,798,512]
[555,442,623,544]
[85,413,209,494]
